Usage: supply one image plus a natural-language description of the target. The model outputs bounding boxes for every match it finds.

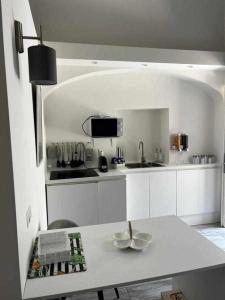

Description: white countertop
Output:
[46,168,126,185]
[120,163,221,174]
[46,163,221,185]
[23,216,225,300]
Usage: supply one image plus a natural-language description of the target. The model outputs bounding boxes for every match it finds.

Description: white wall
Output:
[44,66,224,165]
[0,2,21,299]
[117,109,169,162]
[0,0,47,297]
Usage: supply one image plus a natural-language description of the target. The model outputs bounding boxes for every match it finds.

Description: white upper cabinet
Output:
[177,168,221,217]
[47,182,99,226]
[149,171,177,218]
[98,179,126,224]
[126,173,150,221]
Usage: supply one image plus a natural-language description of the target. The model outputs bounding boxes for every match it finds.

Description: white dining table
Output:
[23,216,225,300]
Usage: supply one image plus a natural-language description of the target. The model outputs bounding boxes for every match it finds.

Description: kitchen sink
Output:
[125,162,163,169]
[50,169,99,180]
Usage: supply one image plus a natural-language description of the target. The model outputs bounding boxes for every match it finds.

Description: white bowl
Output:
[130,238,150,251]
[112,230,152,251]
[113,239,131,249]
[133,232,152,243]
[112,232,129,241]
[112,229,139,241]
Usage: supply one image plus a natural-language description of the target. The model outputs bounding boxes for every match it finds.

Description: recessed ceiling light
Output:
[92,61,98,64]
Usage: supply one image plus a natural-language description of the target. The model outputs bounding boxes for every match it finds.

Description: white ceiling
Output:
[29,0,225,51]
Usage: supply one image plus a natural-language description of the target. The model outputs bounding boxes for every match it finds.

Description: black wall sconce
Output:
[15,20,57,85]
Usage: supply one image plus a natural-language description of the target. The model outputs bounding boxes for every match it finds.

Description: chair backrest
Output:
[48,219,78,230]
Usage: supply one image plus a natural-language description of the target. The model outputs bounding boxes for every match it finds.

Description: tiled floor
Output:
[67,223,225,300]
[195,223,225,251]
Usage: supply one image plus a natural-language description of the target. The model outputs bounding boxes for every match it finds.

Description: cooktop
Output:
[50,169,99,180]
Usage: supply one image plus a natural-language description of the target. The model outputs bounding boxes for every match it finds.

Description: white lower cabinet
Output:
[47,182,99,226]
[126,171,177,221]
[98,179,126,224]
[177,168,221,223]
[126,167,221,225]
[126,173,150,221]
[47,167,221,227]
[47,178,127,226]
[149,171,177,218]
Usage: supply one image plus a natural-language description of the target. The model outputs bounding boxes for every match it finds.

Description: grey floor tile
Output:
[126,279,172,300]
[67,287,129,300]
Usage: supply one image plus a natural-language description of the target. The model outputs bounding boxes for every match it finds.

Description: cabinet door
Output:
[177,168,221,216]
[149,171,176,218]
[47,183,98,226]
[126,173,150,221]
[98,179,126,224]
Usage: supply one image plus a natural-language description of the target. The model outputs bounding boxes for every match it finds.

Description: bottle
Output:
[98,150,108,173]
[154,148,159,161]
[158,148,164,163]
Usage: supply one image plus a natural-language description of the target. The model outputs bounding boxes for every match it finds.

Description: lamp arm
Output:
[15,20,43,53]
[23,25,42,42]
[22,36,41,41]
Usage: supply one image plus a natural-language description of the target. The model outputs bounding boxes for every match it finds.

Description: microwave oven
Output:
[84,117,123,138]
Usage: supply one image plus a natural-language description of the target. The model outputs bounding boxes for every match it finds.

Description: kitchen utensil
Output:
[70,142,81,168]
[77,142,85,166]
[128,221,132,240]
[61,143,66,168]
[70,142,77,168]
[66,143,71,166]
[70,143,75,167]
[55,143,61,168]
[74,142,78,161]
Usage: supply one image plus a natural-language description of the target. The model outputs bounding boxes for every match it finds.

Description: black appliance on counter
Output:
[98,151,108,172]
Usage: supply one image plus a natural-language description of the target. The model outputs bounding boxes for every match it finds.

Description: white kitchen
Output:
[2,1,225,300]
[43,57,224,229]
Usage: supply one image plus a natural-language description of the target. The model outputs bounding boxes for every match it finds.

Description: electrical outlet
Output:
[26,206,32,228]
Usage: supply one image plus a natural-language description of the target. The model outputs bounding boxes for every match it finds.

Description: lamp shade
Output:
[28,44,57,85]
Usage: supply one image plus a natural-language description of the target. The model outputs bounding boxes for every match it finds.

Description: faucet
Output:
[139,141,146,163]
